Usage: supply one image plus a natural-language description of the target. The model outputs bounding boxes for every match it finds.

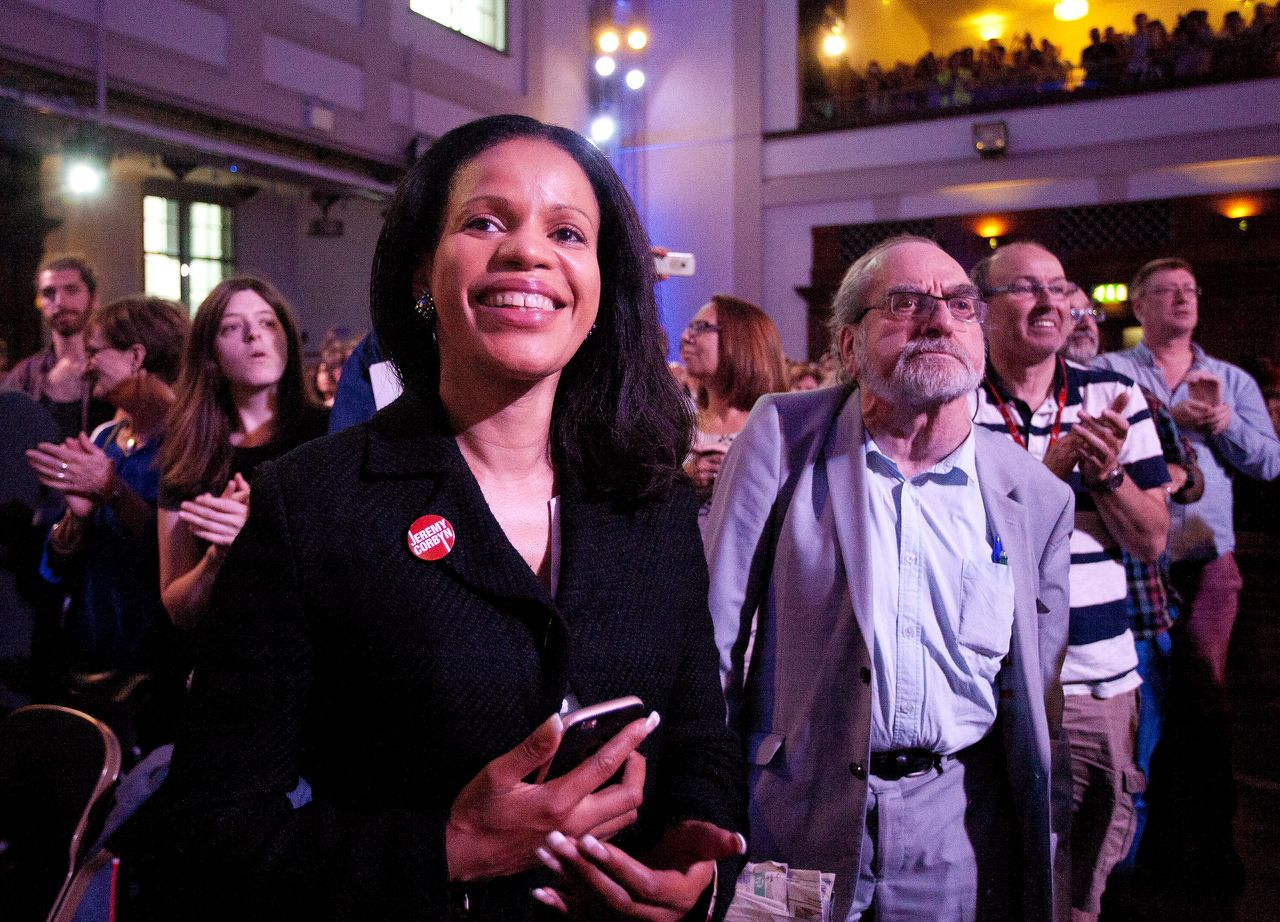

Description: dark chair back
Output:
[0,704,121,922]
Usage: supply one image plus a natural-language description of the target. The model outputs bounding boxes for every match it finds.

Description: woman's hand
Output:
[445,711,658,883]
[683,450,725,496]
[178,474,251,547]
[26,434,117,519]
[532,819,747,921]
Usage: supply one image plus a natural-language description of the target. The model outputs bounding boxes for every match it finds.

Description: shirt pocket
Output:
[958,558,1016,682]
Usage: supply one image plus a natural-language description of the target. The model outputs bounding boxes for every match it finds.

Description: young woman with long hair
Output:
[157,277,327,629]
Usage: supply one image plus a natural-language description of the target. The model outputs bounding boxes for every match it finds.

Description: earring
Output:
[587,322,597,338]
[414,290,436,321]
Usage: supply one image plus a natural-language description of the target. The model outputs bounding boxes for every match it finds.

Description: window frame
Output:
[141,179,237,310]
[408,0,509,55]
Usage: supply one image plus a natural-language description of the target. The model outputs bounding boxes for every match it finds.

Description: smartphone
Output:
[1188,376,1221,406]
[654,252,696,277]
[537,696,647,783]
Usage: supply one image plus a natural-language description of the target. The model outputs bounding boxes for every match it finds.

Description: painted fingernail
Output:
[581,834,608,860]
[734,832,748,854]
[532,888,556,905]
[535,847,562,872]
[645,711,661,732]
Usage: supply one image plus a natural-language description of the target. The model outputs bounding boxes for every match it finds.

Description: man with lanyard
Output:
[1095,257,1280,891]
[2,255,112,440]
[972,241,1169,922]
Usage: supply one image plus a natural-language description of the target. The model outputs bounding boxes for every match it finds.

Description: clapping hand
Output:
[178,473,251,547]
[26,433,117,518]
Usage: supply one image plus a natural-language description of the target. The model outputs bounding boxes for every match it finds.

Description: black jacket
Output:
[121,394,745,920]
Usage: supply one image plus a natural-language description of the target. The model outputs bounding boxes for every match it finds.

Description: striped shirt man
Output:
[975,358,1170,697]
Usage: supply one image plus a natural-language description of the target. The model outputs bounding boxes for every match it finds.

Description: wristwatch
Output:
[1086,464,1125,493]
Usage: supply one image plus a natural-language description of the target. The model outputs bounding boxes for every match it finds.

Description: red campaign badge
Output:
[407,514,456,561]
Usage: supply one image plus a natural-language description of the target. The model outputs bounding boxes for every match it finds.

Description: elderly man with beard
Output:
[705,236,1074,921]
[972,242,1170,922]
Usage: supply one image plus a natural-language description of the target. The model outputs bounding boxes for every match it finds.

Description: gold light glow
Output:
[975,216,1008,239]
[1219,197,1261,220]
[1092,283,1129,304]
[598,29,620,53]
[1054,0,1089,22]
[626,28,648,50]
[822,30,847,58]
[972,14,1006,41]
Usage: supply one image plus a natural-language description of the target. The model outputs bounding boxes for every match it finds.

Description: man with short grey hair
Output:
[707,236,1073,921]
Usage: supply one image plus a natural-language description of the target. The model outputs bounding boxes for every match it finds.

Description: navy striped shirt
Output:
[975,360,1169,695]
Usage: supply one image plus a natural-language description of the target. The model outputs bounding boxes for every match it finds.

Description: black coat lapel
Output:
[363,392,561,625]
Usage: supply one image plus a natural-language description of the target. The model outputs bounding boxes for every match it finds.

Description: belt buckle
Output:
[892,750,939,779]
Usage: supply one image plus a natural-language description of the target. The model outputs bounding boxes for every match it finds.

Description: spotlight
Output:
[595,55,617,77]
[63,140,111,196]
[625,68,645,90]
[822,32,847,57]
[626,28,648,50]
[1054,0,1088,22]
[65,159,105,195]
[598,30,620,53]
[589,115,616,144]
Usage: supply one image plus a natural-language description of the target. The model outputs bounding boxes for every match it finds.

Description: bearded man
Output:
[705,236,1073,921]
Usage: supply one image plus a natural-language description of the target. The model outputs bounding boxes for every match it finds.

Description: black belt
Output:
[869,748,951,780]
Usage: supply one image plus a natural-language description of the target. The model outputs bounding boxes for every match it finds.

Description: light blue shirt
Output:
[864,428,1014,754]
[1096,342,1280,560]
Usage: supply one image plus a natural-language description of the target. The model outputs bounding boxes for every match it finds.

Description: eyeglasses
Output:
[985,281,1079,301]
[1070,304,1106,323]
[858,289,988,324]
[684,319,721,336]
[1142,284,1202,299]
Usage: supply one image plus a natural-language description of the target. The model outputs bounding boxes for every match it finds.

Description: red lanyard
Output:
[984,357,1068,450]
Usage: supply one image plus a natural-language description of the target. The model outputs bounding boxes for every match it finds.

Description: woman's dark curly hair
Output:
[370,114,692,504]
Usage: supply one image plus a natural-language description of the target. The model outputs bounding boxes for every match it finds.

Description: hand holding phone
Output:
[537,696,648,783]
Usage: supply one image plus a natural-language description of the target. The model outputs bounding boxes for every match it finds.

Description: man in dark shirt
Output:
[2,255,112,439]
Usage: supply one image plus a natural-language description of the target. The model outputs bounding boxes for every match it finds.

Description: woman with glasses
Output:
[679,295,786,520]
[26,296,189,752]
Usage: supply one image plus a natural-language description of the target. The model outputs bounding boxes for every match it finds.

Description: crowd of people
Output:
[805,5,1280,130]
[2,112,1279,922]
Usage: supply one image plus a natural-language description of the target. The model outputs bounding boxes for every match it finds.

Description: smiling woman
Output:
[117,115,745,922]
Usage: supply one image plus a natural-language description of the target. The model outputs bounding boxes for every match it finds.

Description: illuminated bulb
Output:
[627,28,648,50]
[822,32,848,57]
[974,14,1005,41]
[1221,198,1261,219]
[65,160,105,195]
[598,30,620,53]
[595,56,616,76]
[589,115,616,144]
[1054,0,1088,22]
[625,68,645,90]
[976,217,1008,239]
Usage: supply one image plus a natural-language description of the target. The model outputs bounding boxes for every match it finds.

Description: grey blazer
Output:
[704,385,1074,922]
